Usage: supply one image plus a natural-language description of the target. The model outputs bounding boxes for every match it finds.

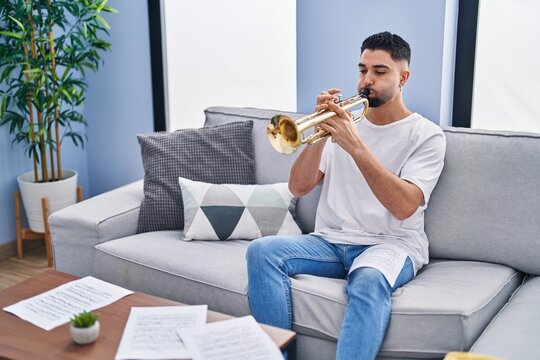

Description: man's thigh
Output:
[248,234,347,278]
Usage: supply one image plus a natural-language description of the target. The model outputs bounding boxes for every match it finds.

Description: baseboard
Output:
[0,239,44,261]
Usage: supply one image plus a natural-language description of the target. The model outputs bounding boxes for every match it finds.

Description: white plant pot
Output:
[70,321,100,345]
[17,169,78,233]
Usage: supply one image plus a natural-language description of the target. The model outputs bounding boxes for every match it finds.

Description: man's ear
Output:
[400,70,410,87]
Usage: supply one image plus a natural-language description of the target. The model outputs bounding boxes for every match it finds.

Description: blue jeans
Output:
[246,234,414,360]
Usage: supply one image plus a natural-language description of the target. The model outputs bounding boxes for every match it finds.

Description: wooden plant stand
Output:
[14,186,83,267]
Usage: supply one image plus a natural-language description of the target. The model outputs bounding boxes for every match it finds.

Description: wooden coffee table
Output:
[0,270,296,359]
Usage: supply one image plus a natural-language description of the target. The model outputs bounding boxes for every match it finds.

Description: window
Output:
[471,0,540,133]
[151,0,296,131]
[454,0,540,133]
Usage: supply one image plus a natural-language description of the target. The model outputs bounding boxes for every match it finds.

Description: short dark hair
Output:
[361,31,411,64]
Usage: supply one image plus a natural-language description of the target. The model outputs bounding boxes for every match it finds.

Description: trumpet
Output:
[267,88,370,154]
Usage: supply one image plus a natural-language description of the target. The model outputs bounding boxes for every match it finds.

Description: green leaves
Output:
[0,31,24,40]
[70,310,99,328]
[0,15,26,39]
[94,14,109,30]
[0,0,116,182]
[8,15,26,33]
[0,110,24,134]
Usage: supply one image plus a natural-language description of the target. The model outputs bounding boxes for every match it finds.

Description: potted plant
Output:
[70,310,100,345]
[0,0,116,232]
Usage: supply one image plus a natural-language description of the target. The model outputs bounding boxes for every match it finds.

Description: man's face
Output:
[357,49,408,108]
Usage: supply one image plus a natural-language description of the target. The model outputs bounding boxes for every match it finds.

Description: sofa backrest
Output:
[205,106,540,275]
[204,106,320,233]
[426,127,540,275]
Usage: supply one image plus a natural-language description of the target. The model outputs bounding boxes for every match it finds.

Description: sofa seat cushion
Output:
[470,276,540,360]
[290,260,523,358]
[93,235,523,358]
[93,231,252,317]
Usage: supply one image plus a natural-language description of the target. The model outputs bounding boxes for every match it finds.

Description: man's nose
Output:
[363,73,374,87]
[358,74,374,90]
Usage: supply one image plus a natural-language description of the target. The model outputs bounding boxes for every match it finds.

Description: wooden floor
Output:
[0,245,51,291]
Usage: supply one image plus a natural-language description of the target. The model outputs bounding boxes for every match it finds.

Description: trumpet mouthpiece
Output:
[360,88,370,97]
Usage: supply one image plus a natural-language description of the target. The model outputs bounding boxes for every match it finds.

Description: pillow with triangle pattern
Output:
[178,177,302,240]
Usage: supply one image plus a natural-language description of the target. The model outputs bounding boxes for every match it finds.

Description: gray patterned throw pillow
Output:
[137,121,255,233]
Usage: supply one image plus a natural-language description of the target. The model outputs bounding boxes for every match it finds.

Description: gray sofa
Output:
[50,106,540,360]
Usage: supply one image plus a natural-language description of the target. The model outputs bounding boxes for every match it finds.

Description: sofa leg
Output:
[286,338,297,360]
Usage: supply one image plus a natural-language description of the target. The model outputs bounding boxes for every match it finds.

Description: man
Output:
[246,31,446,360]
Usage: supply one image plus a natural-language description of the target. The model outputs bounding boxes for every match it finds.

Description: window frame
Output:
[452,0,479,128]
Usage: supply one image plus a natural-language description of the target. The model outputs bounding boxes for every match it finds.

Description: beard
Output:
[360,87,395,108]
[368,97,386,108]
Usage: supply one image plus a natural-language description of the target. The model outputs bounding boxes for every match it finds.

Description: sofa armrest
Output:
[49,180,144,277]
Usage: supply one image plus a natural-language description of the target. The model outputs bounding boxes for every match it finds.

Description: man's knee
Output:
[346,266,391,300]
[349,266,388,284]
[246,236,287,266]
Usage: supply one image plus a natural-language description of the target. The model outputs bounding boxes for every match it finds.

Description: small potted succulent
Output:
[70,310,100,345]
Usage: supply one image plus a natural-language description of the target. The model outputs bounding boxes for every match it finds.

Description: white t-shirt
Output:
[312,113,446,273]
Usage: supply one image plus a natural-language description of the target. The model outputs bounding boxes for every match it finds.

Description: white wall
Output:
[162,0,296,130]
[472,0,540,133]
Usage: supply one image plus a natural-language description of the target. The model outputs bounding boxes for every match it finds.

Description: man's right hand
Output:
[288,89,341,197]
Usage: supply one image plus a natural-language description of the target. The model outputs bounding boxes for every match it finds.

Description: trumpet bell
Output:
[267,115,301,155]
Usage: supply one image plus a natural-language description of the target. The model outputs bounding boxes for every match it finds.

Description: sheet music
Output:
[115,305,207,360]
[349,245,408,287]
[3,276,133,331]
[179,316,284,360]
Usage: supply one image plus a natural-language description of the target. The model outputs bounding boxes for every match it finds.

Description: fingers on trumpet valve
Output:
[326,100,345,115]
[315,103,329,112]
[321,88,341,96]
[316,88,342,108]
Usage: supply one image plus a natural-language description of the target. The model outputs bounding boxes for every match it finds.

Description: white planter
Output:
[17,169,78,233]
[70,321,100,345]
